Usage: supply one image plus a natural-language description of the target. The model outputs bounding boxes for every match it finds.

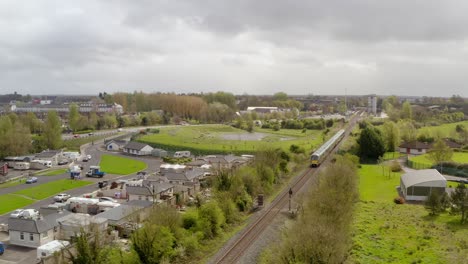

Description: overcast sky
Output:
[1,0,468,97]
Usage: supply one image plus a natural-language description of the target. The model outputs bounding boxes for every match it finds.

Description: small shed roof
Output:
[401,169,446,188]
[124,142,151,151]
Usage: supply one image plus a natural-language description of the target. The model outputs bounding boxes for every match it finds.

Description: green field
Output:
[35,168,68,176]
[410,152,468,167]
[99,154,147,175]
[358,164,401,202]
[0,194,35,215]
[14,179,92,200]
[351,164,468,263]
[138,125,324,155]
[418,121,468,139]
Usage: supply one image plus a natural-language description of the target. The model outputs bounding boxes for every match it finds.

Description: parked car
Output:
[73,134,80,138]
[10,209,25,218]
[99,197,117,203]
[82,155,91,162]
[98,181,108,188]
[88,132,94,136]
[58,160,68,165]
[53,193,71,202]
[26,177,38,184]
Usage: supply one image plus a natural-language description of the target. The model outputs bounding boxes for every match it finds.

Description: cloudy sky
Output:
[1,0,468,96]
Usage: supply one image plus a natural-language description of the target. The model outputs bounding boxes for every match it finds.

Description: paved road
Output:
[0,138,162,224]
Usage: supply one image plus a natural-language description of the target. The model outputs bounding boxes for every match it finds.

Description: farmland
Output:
[410,152,468,167]
[138,125,326,155]
[417,120,468,139]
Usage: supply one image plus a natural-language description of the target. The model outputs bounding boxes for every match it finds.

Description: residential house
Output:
[399,139,462,155]
[126,180,174,203]
[123,142,154,156]
[105,139,128,152]
[8,211,71,248]
[162,167,205,186]
[204,155,248,170]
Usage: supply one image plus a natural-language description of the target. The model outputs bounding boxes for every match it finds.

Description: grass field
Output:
[99,154,147,175]
[35,168,68,176]
[138,124,325,155]
[418,120,468,139]
[358,164,402,202]
[13,179,92,200]
[351,164,468,263]
[0,194,35,215]
[409,152,468,167]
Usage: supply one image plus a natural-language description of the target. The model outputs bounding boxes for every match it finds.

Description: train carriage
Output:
[310,129,345,167]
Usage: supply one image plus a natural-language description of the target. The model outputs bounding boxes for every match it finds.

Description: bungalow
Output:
[398,141,431,155]
[204,155,248,170]
[105,139,128,152]
[34,150,63,166]
[97,200,153,226]
[399,139,462,155]
[123,142,153,156]
[8,210,71,248]
[400,169,446,201]
[162,167,205,185]
[126,180,174,203]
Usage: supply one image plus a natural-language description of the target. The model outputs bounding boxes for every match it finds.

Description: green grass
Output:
[418,120,468,140]
[358,164,402,202]
[0,179,23,189]
[35,168,68,176]
[14,179,92,200]
[99,154,147,175]
[351,164,468,263]
[382,152,404,161]
[409,152,468,167]
[0,194,35,214]
[138,124,324,155]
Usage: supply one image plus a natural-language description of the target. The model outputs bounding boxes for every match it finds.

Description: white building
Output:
[368,95,377,115]
[400,169,446,201]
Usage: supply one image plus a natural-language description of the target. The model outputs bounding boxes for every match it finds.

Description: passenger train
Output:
[310,129,345,167]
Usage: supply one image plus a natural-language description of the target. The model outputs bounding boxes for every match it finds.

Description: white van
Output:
[174,151,191,158]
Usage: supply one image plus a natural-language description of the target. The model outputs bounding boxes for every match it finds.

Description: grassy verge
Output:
[35,168,68,176]
[14,179,92,200]
[350,164,468,263]
[0,194,35,215]
[99,154,147,175]
[0,179,23,189]
[138,124,323,155]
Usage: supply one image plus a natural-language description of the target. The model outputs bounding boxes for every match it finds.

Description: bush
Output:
[390,161,402,172]
[394,197,405,204]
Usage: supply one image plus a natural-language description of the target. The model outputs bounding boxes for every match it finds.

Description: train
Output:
[310,129,345,167]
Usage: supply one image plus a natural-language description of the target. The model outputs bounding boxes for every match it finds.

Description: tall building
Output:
[368,95,377,115]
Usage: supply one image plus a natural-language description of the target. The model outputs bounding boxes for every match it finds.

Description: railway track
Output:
[213,113,361,264]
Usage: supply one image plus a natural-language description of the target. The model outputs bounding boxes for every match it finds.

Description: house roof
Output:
[126,182,173,196]
[399,141,431,149]
[8,210,72,233]
[124,141,151,151]
[35,150,62,159]
[186,159,208,166]
[204,155,245,164]
[442,139,462,149]
[96,205,141,222]
[105,140,128,147]
[124,200,154,208]
[164,168,204,182]
[401,169,446,188]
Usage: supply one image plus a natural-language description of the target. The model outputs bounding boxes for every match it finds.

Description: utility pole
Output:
[288,187,293,212]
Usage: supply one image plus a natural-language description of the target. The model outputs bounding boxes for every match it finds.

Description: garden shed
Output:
[400,169,446,201]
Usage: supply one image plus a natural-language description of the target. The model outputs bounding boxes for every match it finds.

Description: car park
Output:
[26,177,38,184]
[53,193,71,202]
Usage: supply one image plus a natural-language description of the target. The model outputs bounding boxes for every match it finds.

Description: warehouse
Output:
[400,169,446,201]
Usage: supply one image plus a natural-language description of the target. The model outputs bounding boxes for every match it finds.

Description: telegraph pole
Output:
[288,187,293,212]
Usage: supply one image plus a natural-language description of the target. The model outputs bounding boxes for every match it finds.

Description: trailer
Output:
[36,240,69,260]
[13,162,30,170]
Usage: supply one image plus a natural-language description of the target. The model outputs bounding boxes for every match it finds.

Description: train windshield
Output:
[311,154,319,160]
